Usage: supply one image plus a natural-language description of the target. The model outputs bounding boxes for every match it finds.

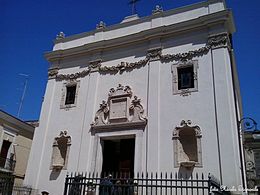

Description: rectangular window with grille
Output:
[171,60,198,95]
[65,85,76,105]
[177,66,194,90]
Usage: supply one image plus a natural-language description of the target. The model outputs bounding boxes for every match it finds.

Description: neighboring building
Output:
[24,0,244,194]
[243,124,260,190]
[0,110,35,185]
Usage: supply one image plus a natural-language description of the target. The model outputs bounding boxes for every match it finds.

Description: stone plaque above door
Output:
[91,84,147,131]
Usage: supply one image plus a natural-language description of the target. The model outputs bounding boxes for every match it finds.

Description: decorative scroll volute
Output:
[173,120,201,138]
[92,101,109,126]
[129,96,147,122]
[108,84,132,97]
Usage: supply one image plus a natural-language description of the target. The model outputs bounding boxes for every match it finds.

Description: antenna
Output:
[17,73,29,118]
[0,105,7,110]
[129,0,140,15]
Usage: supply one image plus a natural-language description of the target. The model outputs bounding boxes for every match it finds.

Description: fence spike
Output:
[196,172,198,179]
[202,173,204,180]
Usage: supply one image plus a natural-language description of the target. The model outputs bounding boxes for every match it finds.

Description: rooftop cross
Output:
[129,0,140,15]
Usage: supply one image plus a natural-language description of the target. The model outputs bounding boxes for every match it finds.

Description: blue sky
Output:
[0,0,259,126]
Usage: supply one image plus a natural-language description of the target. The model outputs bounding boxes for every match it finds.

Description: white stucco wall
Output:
[24,0,243,194]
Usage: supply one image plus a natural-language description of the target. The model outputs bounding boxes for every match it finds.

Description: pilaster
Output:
[210,42,242,187]
[146,44,161,172]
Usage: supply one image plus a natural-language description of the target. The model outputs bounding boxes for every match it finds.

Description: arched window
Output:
[173,120,202,168]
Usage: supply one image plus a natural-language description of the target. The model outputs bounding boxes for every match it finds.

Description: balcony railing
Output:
[0,156,16,172]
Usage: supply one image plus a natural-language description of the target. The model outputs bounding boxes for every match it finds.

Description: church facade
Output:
[24,0,245,194]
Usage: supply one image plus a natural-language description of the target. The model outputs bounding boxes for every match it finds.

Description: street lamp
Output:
[239,117,260,191]
[240,117,258,132]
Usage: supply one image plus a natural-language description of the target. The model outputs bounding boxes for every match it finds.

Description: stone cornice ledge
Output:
[91,121,147,132]
[45,10,234,62]
[53,0,224,45]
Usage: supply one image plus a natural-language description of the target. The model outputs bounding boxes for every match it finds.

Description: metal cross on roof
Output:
[129,0,140,15]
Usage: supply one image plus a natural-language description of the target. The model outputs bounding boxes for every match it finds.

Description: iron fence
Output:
[0,171,14,195]
[12,186,32,195]
[64,172,230,195]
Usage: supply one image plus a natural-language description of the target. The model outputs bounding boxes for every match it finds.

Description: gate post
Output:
[63,174,69,195]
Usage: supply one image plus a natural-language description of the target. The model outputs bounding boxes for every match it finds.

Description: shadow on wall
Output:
[49,169,61,181]
[41,191,49,195]
[178,166,194,179]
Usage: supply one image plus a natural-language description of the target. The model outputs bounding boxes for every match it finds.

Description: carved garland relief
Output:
[91,84,147,131]
[48,33,230,80]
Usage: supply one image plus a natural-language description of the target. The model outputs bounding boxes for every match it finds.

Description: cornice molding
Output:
[53,0,224,45]
[48,33,230,80]
[45,10,234,62]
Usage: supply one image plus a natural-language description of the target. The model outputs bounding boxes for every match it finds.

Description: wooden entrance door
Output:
[102,138,135,175]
